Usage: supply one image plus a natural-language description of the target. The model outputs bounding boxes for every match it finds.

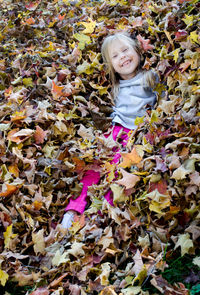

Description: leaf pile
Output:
[0,0,199,294]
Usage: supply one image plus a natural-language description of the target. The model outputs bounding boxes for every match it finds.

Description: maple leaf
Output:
[29,288,49,295]
[110,183,128,204]
[32,229,46,255]
[0,184,18,197]
[174,233,194,256]
[115,168,140,189]
[81,18,96,34]
[34,125,48,144]
[0,0,199,291]
[25,1,41,11]
[0,269,9,286]
[137,35,155,51]
[98,226,114,251]
[119,145,143,168]
[3,224,17,249]
[99,262,111,286]
[7,128,34,144]
[52,250,69,267]
[67,241,85,257]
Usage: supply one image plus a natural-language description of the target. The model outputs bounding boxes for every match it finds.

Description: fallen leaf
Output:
[119,146,143,168]
[115,168,140,189]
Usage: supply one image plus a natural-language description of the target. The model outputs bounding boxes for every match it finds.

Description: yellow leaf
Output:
[104,162,116,182]
[133,265,147,285]
[121,286,141,295]
[77,60,93,75]
[45,41,55,51]
[48,19,57,28]
[3,224,17,249]
[81,18,96,34]
[135,116,144,126]
[0,269,9,286]
[99,286,117,295]
[8,164,19,178]
[110,183,128,204]
[32,229,45,254]
[73,33,91,50]
[150,110,160,124]
[100,263,111,286]
[192,256,200,267]
[23,78,34,87]
[175,233,194,256]
[67,241,85,257]
[190,31,199,44]
[172,49,180,63]
[0,32,4,42]
[52,250,69,267]
[182,14,193,26]
[89,82,108,95]
[116,23,126,30]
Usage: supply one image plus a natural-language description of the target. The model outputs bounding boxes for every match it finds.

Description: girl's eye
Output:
[123,48,128,52]
[112,55,117,58]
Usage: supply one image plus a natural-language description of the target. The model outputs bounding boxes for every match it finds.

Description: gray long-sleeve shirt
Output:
[111,72,157,129]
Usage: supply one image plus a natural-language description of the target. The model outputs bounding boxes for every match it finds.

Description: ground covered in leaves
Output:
[0,0,200,294]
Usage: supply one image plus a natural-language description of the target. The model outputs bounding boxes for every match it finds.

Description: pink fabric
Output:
[65,170,100,214]
[65,125,131,214]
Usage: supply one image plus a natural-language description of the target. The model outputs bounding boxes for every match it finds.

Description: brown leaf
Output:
[115,168,140,189]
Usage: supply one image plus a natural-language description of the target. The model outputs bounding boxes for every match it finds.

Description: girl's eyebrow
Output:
[110,45,127,55]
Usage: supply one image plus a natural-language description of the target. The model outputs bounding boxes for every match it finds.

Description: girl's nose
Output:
[120,52,126,59]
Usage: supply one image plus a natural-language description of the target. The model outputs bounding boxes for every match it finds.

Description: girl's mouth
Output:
[121,60,131,67]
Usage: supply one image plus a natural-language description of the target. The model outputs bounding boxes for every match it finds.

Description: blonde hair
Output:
[101,32,156,98]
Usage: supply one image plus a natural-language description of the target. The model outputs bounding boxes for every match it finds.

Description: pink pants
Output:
[65,124,131,214]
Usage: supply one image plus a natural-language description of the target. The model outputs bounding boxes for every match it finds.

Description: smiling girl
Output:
[101,32,157,130]
[61,32,159,228]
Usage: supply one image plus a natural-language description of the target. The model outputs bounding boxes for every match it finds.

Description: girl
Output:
[61,32,158,228]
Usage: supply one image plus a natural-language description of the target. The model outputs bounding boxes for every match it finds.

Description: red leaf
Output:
[149,179,167,194]
[137,35,155,51]
[25,1,40,11]
[174,30,188,41]
[30,288,49,295]
[34,126,48,144]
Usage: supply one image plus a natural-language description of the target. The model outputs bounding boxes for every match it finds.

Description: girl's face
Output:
[108,39,140,80]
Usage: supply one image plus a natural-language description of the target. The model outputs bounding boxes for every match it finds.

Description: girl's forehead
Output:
[108,39,129,53]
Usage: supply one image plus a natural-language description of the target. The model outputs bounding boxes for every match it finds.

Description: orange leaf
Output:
[49,273,68,288]
[34,126,48,144]
[33,201,43,210]
[72,157,86,173]
[11,114,27,122]
[57,147,69,160]
[0,184,18,197]
[58,14,66,21]
[26,17,35,25]
[51,81,65,100]
[7,128,34,143]
[8,164,19,178]
[119,146,142,168]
